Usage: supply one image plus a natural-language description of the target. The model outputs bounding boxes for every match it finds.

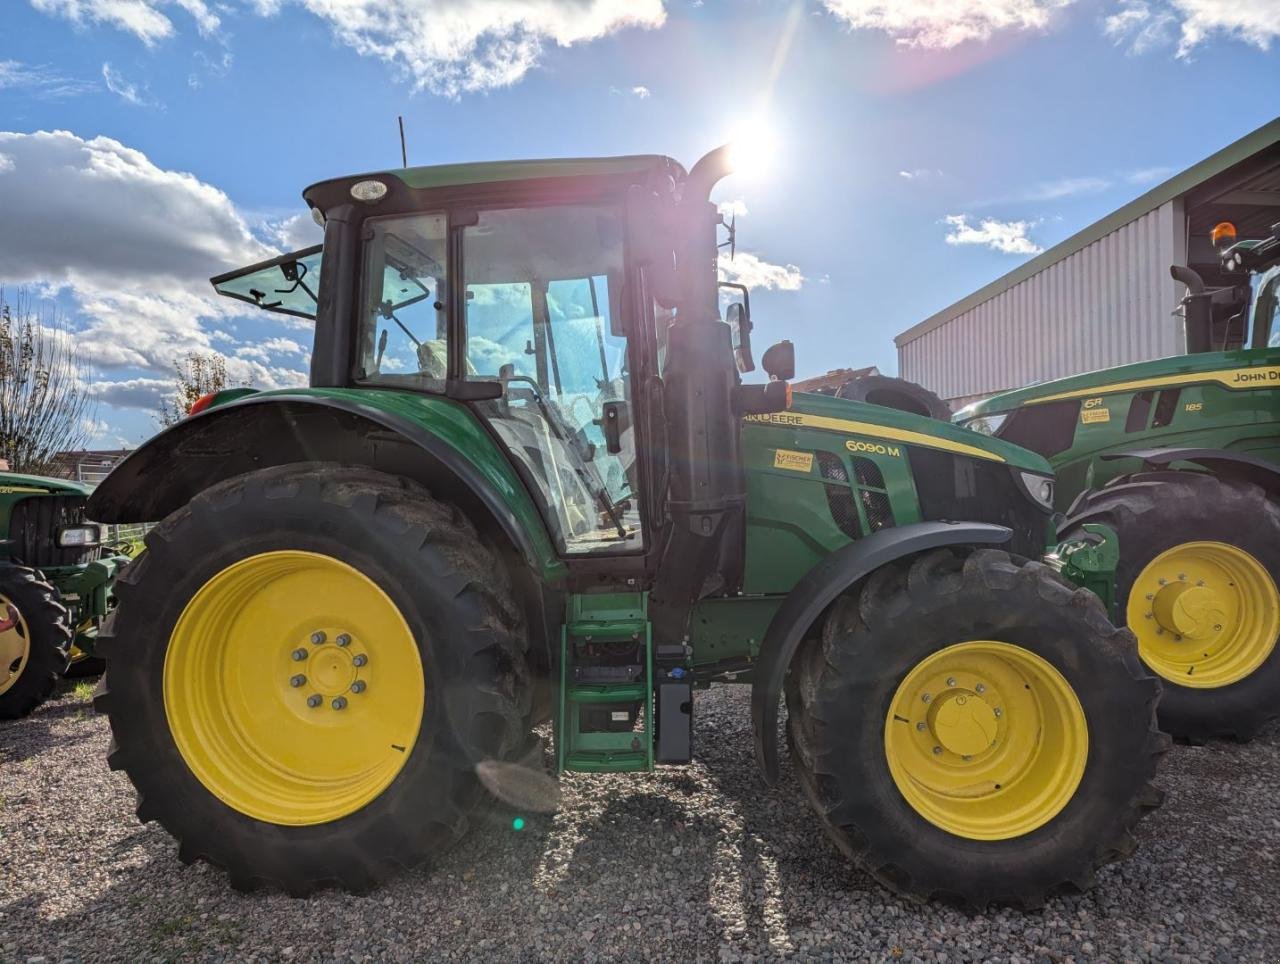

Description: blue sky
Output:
[0,0,1277,447]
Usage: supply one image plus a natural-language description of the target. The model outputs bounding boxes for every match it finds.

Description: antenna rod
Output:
[398,115,408,168]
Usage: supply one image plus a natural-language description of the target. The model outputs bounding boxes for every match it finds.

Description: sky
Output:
[0,0,1277,448]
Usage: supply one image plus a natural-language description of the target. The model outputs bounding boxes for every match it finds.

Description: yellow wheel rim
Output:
[0,595,31,696]
[1127,541,1279,689]
[884,641,1088,840]
[164,550,425,826]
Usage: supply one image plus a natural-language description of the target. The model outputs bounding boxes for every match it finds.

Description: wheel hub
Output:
[1151,582,1221,640]
[930,692,998,758]
[0,598,30,697]
[307,643,359,696]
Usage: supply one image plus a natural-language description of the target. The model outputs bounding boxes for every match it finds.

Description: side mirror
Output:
[761,340,795,382]
[720,282,754,373]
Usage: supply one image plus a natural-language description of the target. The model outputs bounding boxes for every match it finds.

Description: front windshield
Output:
[464,204,641,553]
[212,246,323,320]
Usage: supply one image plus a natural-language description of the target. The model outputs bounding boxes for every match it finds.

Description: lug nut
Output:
[946,677,956,687]
[916,721,927,731]
[974,683,985,694]
[921,693,932,703]
[932,746,942,755]
[1145,612,1154,619]
[1145,593,1154,601]
[1214,624,1223,632]
[307,694,322,708]
[993,708,1003,718]
[352,654,368,667]
[336,633,351,647]
[311,631,326,645]
[290,674,306,688]
[1158,578,1168,586]
[291,648,308,661]
[1178,573,1187,581]
[332,697,347,710]
[962,755,971,761]
[351,681,367,694]
[1197,580,1206,587]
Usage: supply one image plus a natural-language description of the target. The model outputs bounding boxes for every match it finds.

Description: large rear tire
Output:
[835,375,952,421]
[96,464,532,894]
[785,548,1166,909]
[1059,471,1280,741]
[0,567,73,719]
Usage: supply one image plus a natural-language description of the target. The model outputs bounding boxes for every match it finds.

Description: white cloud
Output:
[258,1,667,96]
[630,85,650,98]
[719,252,804,291]
[823,0,1072,48]
[101,62,160,107]
[1105,0,1280,55]
[717,199,749,219]
[89,377,173,411]
[1015,175,1112,201]
[1126,165,1175,184]
[0,59,97,98]
[30,0,220,45]
[261,211,324,251]
[943,214,1043,255]
[0,130,308,397]
[898,168,944,180]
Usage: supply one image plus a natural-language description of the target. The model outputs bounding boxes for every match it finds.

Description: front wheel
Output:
[785,548,1166,909]
[1060,471,1280,741]
[96,464,532,894]
[0,568,73,719]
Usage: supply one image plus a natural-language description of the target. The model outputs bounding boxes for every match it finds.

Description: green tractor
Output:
[88,147,1165,908]
[957,219,1280,742]
[0,471,128,718]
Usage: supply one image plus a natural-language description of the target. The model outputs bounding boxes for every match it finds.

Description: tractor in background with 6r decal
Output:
[87,146,1166,909]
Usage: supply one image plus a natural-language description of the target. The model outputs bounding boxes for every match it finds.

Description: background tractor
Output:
[956,219,1280,742]
[0,471,128,718]
[87,147,1164,908]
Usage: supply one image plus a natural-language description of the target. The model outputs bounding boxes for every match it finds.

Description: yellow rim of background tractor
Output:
[164,550,425,826]
[884,640,1088,840]
[0,595,31,696]
[1126,541,1279,689]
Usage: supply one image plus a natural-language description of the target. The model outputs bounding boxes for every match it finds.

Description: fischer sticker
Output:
[773,449,814,473]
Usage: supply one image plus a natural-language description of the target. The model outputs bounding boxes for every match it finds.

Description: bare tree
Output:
[156,351,234,428]
[0,289,96,474]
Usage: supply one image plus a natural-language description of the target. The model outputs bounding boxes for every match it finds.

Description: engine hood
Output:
[0,472,93,497]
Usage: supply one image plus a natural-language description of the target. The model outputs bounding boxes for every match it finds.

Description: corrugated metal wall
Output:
[899,200,1187,403]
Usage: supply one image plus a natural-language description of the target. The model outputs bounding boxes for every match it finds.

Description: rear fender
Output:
[750,520,1012,784]
[86,394,562,581]
[1101,447,1280,499]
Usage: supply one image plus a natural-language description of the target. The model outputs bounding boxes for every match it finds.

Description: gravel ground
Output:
[2,681,1278,963]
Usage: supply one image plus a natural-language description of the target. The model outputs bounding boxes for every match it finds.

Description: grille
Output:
[815,451,861,540]
[853,457,885,489]
[860,488,896,532]
[907,448,1049,559]
[7,495,99,568]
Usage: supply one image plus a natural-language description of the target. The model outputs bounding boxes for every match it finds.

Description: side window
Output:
[997,400,1080,458]
[1125,391,1154,433]
[353,213,449,389]
[1152,389,1181,428]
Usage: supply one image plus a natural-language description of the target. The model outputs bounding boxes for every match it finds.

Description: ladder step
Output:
[564,750,649,773]
[567,684,646,703]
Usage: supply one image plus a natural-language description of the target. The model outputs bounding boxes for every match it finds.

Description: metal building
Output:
[895,117,1280,408]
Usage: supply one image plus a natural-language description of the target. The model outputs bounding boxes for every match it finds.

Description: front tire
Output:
[785,548,1166,909]
[1060,471,1280,741]
[0,567,73,719]
[96,464,532,894]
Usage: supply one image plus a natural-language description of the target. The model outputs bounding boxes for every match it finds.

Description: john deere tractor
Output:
[88,147,1165,908]
[957,220,1280,742]
[0,471,127,718]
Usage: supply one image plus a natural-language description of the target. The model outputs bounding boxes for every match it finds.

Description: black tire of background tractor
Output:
[835,375,953,421]
[1059,471,1280,742]
[784,547,1166,910]
[0,567,73,719]
[94,463,533,895]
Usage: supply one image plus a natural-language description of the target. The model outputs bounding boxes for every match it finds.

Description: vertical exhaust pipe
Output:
[1171,265,1212,354]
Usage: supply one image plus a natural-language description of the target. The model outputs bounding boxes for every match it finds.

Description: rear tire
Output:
[0,567,73,719]
[835,375,952,421]
[95,464,532,894]
[1060,471,1280,741]
[785,548,1166,909]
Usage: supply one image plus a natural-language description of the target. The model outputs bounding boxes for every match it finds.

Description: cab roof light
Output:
[1211,221,1237,251]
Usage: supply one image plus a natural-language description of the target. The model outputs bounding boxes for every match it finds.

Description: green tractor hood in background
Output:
[0,473,93,497]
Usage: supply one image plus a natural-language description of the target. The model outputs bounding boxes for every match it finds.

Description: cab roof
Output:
[303,154,685,207]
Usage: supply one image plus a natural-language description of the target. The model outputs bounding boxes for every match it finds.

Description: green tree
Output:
[0,289,96,474]
[156,351,232,428]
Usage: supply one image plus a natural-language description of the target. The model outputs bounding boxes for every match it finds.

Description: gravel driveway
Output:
[2,682,1277,963]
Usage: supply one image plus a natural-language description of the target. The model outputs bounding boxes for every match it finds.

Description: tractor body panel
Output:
[957,347,1280,511]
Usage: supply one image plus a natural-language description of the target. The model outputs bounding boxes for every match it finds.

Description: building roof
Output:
[895,116,1280,348]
